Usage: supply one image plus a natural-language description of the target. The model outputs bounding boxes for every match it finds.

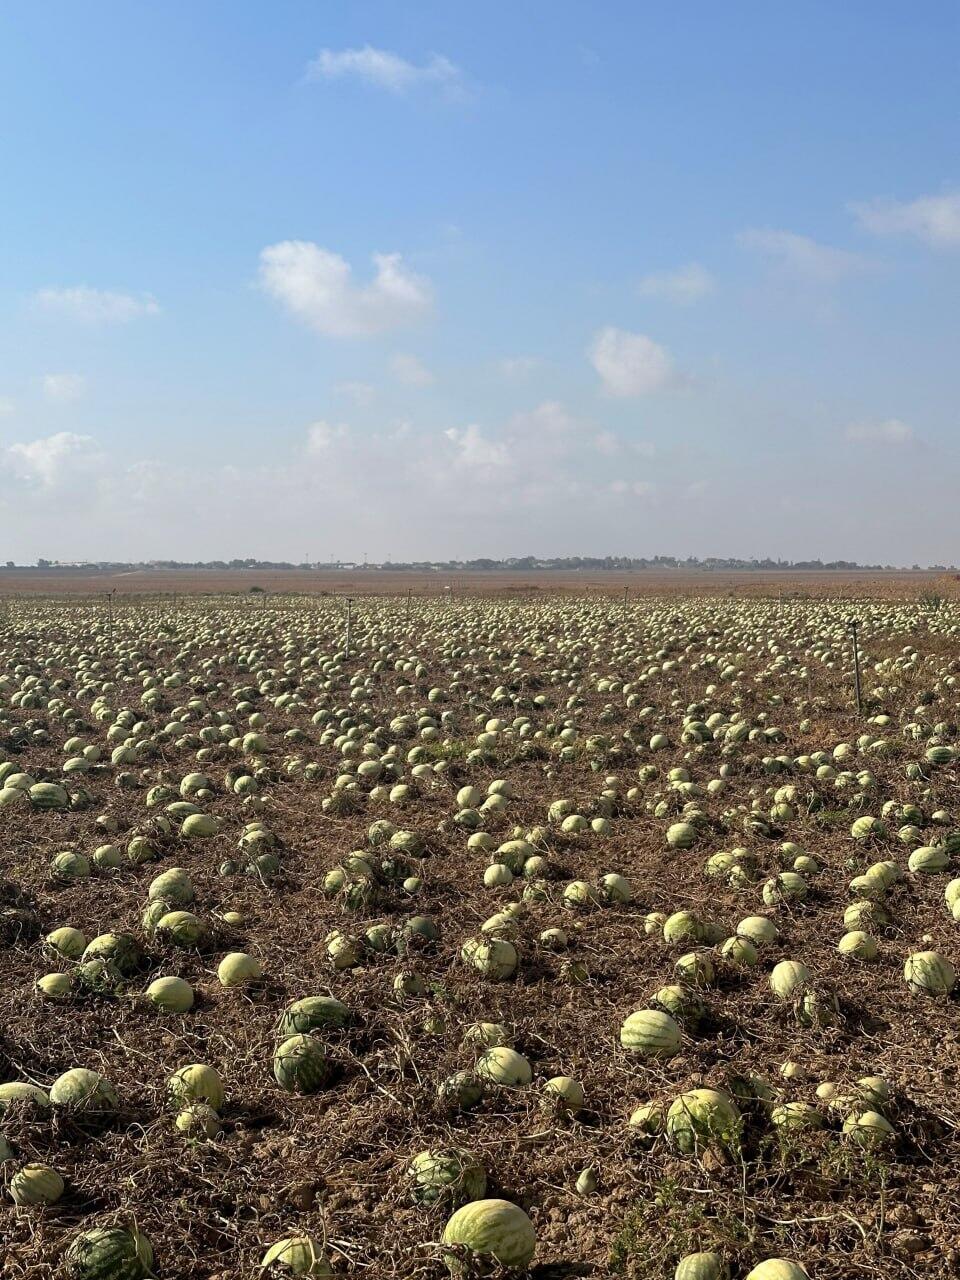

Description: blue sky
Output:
[1,1,958,563]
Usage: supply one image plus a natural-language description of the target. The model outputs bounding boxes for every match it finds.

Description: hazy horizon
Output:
[2,2,958,564]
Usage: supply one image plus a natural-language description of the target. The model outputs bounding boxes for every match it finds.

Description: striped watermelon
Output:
[908,845,949,873]
[904,950,956,994]
[167,1063,225,1110]
[667,1088,742,1154]
[619,1008,681,1057]
[10,1162,64,1205]
[666,822,698,849]
[30,782,69,810]
[408,1147,487,1206]
[441,1198,536,1271]
[260,1235,332,1275]
[273,1035,332,1094]
[279,995,351,1036]
[65,1226,154,1280]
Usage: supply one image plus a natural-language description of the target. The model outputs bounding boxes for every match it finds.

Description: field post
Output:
[405,587,412,623]
[847,618,862,715]
[344,596,353,659]
[622,585,628,624]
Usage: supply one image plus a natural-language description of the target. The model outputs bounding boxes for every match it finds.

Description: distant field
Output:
[0,567,950,599]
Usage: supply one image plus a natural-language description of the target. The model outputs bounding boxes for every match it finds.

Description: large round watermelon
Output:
[441,1198,536,1272]
[65,1226,154,1280]
[273,1035,332,1094]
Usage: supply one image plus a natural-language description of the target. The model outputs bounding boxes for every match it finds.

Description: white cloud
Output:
[738,228,870,281]
[306,421,350,455]
[390,353,435,386]
[499,356,540,378]
[845,418,915,446]
[444,424,509,475]
[638,262,714,304]
[851,192,960,248]
[335,381,376,407]
[588,327,676,397]
[593,430,620,457]
[0,404,670,560]
[5,432,99,486]
[259,242,432,337]
[42,373,86,403]
[507,400,577,437]
[306,46,461,95]
[34,287,159,323]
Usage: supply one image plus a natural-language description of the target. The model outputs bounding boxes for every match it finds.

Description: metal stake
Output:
[848,618,862,715]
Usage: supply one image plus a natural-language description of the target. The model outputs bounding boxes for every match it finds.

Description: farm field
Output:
[2,590,960,1279]
[0,567,952,600]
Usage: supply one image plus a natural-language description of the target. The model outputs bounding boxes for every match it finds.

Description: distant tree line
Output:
[6,555,954,573]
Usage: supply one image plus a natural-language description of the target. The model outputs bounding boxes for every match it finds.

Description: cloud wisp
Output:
[306,46,462,97]
[259,243,432,337]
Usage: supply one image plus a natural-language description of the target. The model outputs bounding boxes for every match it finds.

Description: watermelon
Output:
[476,1047,532,1087]
[148,867,194,905]
[38,971,74,1000]
[667,1088,741,1154]
[675,1253,729,1280]
[278,996,350,1037]
[30,781,70,809]
[82,933,142,976]
[146,976,194,1013]
[261,1235,332,1275]
[441,1198,536,1272]
[181,812,220,838]
[51,851,91,882]
[619,1008,682,1057]
[737,915,778,945]
[720,935,758,967]
[908,845,949,873]
[666,822,698,849]
[408,1148,487,1206]
[770,1102,824,1131]
[904,950,956,994]
[437,1071,484,1111]
[543,1076,585,1112]
[273,1035,332,1094]
[744,1263,808,1280]
[10,1162,64,1205]
[45,926,87,958]
[769,960,810,1000]
[838,931,878,960]
[65,1226,154,1280]
[174,1103,220,1138]
[842,1109,895,1147]
[49,1068,118,1112]
[0,1081,50,1111]
[662,911,703,943]
[217,951,262,986]
[156,910,205,947]
[167,1063,225,1110]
